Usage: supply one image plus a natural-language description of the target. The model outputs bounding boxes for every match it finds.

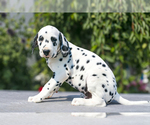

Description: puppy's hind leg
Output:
[71,94,106,107]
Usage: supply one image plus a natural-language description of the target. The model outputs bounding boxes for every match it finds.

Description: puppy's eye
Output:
[39,35,44,41]
[51,37,57,46]
[51,37,57,42]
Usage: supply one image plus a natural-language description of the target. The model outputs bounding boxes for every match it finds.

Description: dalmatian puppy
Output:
[28,25,149,106]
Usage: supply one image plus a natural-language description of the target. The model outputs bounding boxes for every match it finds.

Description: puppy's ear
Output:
[32,33,38,54]
[59,32,69,57]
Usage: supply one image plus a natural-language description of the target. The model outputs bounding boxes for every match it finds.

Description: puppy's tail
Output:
[114,93,150,105]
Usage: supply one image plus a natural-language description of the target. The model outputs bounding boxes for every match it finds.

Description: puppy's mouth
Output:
[43,54,55,58]
[44,55,50,58]
[43,53,50,58]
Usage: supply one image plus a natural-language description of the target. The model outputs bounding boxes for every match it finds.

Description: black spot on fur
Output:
[92,55,95,58]
[81,87,85,90]
[48,83,50,85]
[71,65,75,69]
[81,50,83,52]
[64,64,67,67]
[105,89,108,92]
[102,64,106,67]
[43,45,46,48]
[76,65,79,70]
[47,88,49,90]
[97,62,101,65]
[45,40,49,43]
[82,53,85,55]
[86,60,90,63]
[77,48,80,50]
[39,42,42,46]
[102,73,107,77]
[68,51,71,55]
[92,74,97,76]
[107,99,112,103]
[76,59,79,64]
[52,53,55,58]
[62,46,68,51]
[52,72,55,78]
[80,66,85,71]
[53,42,57,46]
[85,84,88,92]
[109,92,112,96]
[67,58,71,63]
[45,31,47,33]
[40,98,42,100]
[64,37,68,42]
[59,58,63,61]
[102,84,105,88]
[66,68,68,70]
[39,35,44,41]
[78,83,81,86]
[75,87,78,90]
[80,75,83,80]
[51,36,57,42]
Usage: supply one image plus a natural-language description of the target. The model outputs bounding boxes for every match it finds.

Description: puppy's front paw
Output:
[28,96,42,103]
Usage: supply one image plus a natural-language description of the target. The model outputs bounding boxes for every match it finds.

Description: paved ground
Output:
[0,90,150,125]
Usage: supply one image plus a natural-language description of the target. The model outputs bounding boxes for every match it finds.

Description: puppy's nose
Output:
[43,49,50,56]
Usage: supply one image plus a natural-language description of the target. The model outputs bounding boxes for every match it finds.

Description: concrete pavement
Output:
[0,90,150,125]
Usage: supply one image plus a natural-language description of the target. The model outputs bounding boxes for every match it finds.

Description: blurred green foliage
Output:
[84,13,150,92]
[0,13,32,90]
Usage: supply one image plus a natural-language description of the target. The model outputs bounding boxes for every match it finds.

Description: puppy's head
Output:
[32,25,69,58]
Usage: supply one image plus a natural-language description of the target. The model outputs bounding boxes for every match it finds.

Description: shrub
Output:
[0,13,32,90]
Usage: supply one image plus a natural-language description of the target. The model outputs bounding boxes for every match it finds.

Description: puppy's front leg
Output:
[28,78,61,103]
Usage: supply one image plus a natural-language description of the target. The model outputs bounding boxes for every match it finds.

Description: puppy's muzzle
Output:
[43,49,50,56]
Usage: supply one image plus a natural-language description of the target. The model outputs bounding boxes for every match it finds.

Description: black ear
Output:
[32,33,38,54]
[59,32,69,57]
